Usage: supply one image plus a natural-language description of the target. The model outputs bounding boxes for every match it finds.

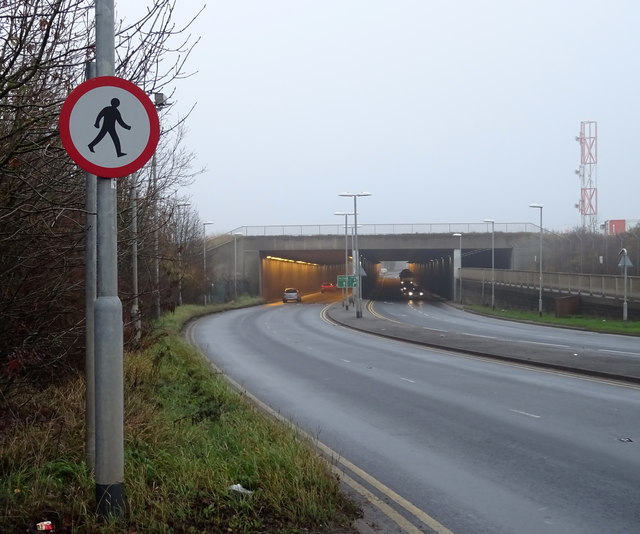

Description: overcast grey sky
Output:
[122,1,640,233]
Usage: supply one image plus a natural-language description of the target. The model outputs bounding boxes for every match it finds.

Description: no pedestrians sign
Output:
[59,76,160,177]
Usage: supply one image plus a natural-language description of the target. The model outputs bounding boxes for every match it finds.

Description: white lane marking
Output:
[422,327,448,333]
[400,377,416,383]
[515,340,570,349]
[599,349,640,356]
[510,409,541,419]
[341,359,351,363]
[467,333,498,340]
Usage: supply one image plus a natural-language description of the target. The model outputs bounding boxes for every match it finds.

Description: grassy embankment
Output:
[467,305,640,335]
[1,297,359,533]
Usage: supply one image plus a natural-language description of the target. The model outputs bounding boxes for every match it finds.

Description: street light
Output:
[619,247,631,321]
[175,202,190,307]
[529,204,543,316]
[203,222,214,305]
[339,192,371,318]
[151,92,169,320]
[483,219,495,310]
[453,233,463,304]
[335,212,354,309]
[233,232,244,300]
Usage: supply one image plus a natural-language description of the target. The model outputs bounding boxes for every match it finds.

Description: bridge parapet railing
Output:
[462,268,640,301]
[231,222,537,237]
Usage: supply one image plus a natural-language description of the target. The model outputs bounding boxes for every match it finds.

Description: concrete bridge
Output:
[205,222,640,319]
[208,222,542,301]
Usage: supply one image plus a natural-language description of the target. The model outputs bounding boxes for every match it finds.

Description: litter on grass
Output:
[229,483,253,494]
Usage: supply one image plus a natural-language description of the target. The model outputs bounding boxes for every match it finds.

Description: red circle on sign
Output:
[59,76,160,177]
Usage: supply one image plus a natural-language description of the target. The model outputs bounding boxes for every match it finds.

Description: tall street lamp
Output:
[203,221,214,305]
[335,212,354,309]
[175,202,190,307]
[529,204,543,316]
[151,92,168,320]
[453,232,463,304]
[339,192,371,318]
[483,219,495,310]
[233,232,244,300]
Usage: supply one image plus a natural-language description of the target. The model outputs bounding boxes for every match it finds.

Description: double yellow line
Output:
[316,440,456,534]
[242,376,455,534]
[186,314,456,534]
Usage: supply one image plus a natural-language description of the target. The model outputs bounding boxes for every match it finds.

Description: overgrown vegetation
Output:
[1,299,360,533]
[1,0,205,390]
[468,304,640,335]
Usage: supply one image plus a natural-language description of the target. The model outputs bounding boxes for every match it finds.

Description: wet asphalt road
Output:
[188,297,640,534]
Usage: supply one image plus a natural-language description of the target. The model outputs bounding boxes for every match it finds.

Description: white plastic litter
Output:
[229,483,253,494]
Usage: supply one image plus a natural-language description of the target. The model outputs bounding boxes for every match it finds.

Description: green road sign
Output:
[337,275,358,288]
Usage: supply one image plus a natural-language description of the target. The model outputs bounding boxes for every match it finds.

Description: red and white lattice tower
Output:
[576,121,598,232]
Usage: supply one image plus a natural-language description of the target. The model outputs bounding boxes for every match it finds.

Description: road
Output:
[187,297,640,534]
[375,298,640,357]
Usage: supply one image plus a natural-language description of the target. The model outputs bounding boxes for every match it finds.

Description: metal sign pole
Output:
[60,7,158,520]
[94,0,124,519]
[624,261,628,321]
[60,7,159,520]
[131,176,141,344]
[84,60,97,472]
[618,248,632,322]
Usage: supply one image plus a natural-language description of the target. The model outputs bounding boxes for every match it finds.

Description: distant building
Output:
[601,219,640,233]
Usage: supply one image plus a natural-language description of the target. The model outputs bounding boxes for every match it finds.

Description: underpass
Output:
[208,223,525,302]
[206,223,640,317]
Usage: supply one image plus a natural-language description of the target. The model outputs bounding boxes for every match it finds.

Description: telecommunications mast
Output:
[575,121,598,232]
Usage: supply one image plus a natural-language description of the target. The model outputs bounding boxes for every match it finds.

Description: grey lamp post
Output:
[619,247,630,321]
[335,211,354,309]
[175,202,190,307]
[483,219,495,310]
[453,232,463,304]
[151,92,168,320]
[203,222,214,305]
[529,204,543,316]
[233,232,244,300]
[339,192,371,318]
[130,176,141,345]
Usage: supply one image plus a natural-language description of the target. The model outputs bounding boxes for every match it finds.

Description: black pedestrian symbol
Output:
[88,97,131,157]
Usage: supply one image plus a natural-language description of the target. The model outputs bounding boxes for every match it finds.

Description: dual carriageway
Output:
[188,271,640,534]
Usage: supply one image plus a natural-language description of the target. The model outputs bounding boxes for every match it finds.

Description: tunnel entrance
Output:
[261,254,343,302]
[258,246,512,303]
[210,232,519,303]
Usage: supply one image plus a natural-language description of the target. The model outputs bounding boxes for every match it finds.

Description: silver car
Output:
[282,288,302,303]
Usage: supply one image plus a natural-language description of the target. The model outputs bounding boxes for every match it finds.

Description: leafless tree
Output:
[0,0,204,393]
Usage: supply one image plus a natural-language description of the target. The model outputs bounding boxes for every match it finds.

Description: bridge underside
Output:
[213,232,529,302]
[266,248,459,265]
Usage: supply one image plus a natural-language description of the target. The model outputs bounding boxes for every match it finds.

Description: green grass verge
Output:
[1,296,359,533]
[466,304,640,335]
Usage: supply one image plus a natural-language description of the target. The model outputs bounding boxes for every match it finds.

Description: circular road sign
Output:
[59,76,160,178]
